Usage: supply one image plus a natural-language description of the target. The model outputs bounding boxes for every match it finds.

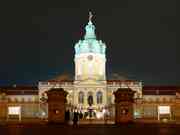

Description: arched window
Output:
[78,91,84,104]
[28,98,31,102]
[21,98,25,102]
[96,91,103,104]
[8,97,11,102]
[87,91,93,105]
[14,98,18,102]
[162,97,166,102]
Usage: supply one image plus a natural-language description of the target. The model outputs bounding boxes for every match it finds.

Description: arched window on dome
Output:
[78,91,84,104]
[96,91,103,104]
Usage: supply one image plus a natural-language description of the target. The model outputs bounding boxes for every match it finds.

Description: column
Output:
[73,90,78,106]
[103,89,107,106]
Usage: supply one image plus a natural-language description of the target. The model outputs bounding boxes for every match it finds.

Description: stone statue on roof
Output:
[89,11,93,22]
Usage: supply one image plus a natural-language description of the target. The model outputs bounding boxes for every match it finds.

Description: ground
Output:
[0,123,180,135]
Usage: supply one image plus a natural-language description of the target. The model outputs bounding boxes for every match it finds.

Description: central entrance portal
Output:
[88,95,93,106]
[87,92,93,106]
[87,92,94,119]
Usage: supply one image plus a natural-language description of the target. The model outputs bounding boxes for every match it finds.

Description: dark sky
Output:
[0,0,178,86]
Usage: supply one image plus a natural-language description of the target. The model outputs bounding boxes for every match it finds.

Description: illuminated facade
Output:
[0,13,180,121]
[38,13,142,111]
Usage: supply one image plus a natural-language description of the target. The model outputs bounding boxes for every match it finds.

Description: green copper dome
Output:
[75,17,106,56]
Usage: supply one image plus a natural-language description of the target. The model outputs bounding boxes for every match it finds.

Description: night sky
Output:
[0,0,178,86]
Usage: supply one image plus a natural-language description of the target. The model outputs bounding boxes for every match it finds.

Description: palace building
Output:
[38,12,142,111]
[0,13,180,121]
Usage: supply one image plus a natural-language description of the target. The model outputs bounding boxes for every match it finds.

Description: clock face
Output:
[87,55,93,61]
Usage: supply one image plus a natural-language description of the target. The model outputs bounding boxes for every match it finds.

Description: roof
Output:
[107,80,140,85]
[143,86,180,95]
[0,85,38,95]
[47,80,73,83]
[107,80,139,82]
[48,73,73,82]
[115,88,135,93]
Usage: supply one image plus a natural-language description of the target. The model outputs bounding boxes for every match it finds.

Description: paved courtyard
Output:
[0,123,180,135]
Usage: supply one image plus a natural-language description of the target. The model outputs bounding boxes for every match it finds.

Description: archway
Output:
[78,91,84,104]
[96,91,103,104]
[88,95,93,106]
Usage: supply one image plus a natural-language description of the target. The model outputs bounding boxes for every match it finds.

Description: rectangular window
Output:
[8,106,21,115]
[158,106,170,114]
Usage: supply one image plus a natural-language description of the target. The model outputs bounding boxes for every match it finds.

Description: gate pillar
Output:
[47,88,68,123]
[114,88,135,124]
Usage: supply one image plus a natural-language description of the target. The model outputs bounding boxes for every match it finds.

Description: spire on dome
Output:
[84,11,96,40]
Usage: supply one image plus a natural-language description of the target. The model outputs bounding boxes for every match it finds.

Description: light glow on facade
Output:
[8,106,21,115]
[158,106,171,114]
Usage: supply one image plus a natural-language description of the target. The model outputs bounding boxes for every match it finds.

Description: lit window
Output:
[28,98,31,102]
[158,106,170,114]
[78,91,84,104]
[162,97,166,102]
[87,92,93,105]
[14,98,18,102]
[8,106,21,115]
[21,98,25,102]
[97,91,103,104]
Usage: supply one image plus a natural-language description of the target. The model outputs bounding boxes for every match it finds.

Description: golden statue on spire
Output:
[89,11,93,22]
